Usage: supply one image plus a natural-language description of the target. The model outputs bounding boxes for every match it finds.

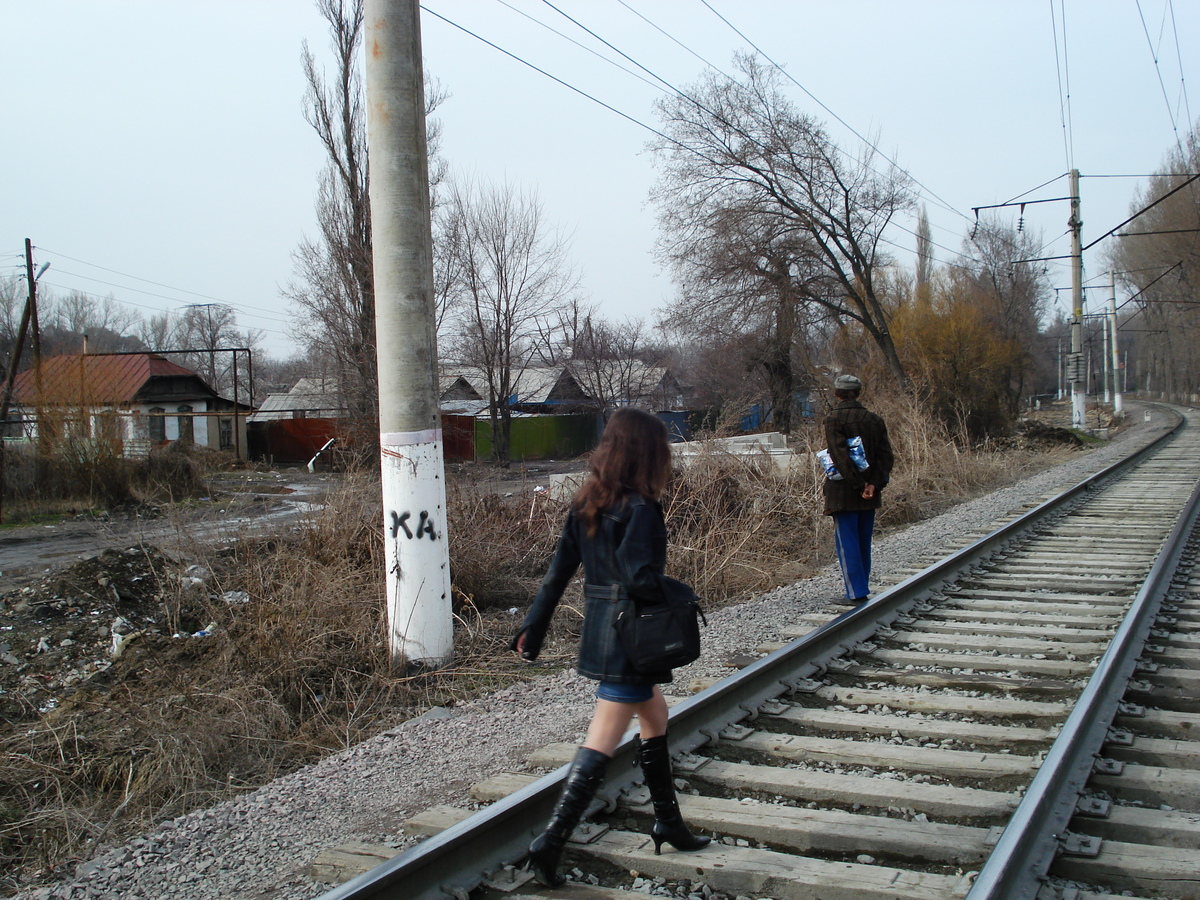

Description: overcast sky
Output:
[4,1,1197,360]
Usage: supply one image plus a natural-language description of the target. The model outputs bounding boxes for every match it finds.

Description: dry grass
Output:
[0,400,1088,889]
[1,441,215,524]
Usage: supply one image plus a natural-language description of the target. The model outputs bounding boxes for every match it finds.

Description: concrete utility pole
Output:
[1056,338,1064,400]
[1068,169,1086,429]
[1101,306,1111,404]
[364,0,453,666]
[1109,271,1123,417]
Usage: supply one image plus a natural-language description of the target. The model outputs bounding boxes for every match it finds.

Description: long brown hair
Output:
[575,408,671,535]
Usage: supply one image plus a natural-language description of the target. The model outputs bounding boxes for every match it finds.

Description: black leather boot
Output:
[638,734,711,855]
[526,746,609,887]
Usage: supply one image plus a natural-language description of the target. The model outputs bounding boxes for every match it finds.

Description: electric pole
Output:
[364,0,453,666]
[0,240,48,522]
[1109,271,1122,417]
[1068,169,1086,429]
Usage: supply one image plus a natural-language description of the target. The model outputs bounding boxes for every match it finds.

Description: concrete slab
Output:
[579,829,968,900]
[470,772,539,803]
[654,795,994,866]
[1071,803,1200,848]
[767,706,1056,747]
[1053,839,1200,898]
[737,732,1038,782]
[866,647,1094,677]
[815,685,1069,720]
[1092,763,1200,810]
[886,630,1109,657]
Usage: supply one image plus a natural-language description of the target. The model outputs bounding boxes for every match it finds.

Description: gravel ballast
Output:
[10,411,1176,900]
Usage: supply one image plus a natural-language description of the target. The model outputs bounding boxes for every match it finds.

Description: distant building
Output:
[5,352,251,458]
[247,377,349,464]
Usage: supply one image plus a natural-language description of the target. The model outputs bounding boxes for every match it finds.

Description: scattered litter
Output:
[111,630,141,659]
[192,622,218,638]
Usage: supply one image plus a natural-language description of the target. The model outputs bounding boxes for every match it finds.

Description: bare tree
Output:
[657,197,835,433]
[138,312,179,354]
[441,178,580,460]
[1107,125,1200,399]
[50,291,142,353]
[1,274,27,359]
[957,216,1051,412]
[651,54,915,389]
[286,0,446,424]
[566,314,667,411]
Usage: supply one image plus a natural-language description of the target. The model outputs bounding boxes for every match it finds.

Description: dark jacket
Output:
[512,493,672,684]
[822,399,895,515]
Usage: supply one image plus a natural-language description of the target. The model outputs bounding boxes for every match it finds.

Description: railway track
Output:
[321,406,1200,900]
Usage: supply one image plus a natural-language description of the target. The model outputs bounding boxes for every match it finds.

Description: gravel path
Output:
[11,409,1176,900]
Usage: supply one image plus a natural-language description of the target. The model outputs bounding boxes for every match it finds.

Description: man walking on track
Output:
[822,373,895,604]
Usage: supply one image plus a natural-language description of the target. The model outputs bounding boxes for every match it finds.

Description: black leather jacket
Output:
[512,493,672,684]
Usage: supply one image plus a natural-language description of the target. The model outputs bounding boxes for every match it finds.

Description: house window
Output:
[292,409,308,419]
[148,407,166,443]
[219,417,233,451]
[178,405,194,443]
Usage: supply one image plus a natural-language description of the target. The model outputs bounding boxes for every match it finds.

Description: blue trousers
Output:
[832,510,875,600]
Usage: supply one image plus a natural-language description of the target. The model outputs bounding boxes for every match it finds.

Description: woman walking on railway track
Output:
[512,408,710,887]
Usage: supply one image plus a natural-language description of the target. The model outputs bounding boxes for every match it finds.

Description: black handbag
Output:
[615,576,707,673]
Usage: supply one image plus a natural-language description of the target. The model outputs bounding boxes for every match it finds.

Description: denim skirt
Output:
[595,680,654,703]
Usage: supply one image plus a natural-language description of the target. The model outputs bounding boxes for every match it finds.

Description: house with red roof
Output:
[5,352,251,458]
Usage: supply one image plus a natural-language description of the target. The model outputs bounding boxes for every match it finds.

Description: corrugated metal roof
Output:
[247,391,348,422]
[10,353,215,405]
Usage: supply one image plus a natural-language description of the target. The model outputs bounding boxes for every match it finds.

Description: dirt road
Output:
[0,472,336,589]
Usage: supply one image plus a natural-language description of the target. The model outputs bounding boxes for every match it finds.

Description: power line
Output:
[422,5,674,144]
[697,0,969,223]
[34,280,292,342]
[44,268,291,327]
[429,3,989,269]
[1137,0,1187,158]
[1049,0,1074,170]
[491,0,661,93]
[1167,0,1194,134]
[614,0,727,77]
[1082,171,1200,250]
[36,246,290,321]
[1003,173,1069,205]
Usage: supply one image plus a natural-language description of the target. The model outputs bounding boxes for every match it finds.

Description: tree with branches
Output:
[650,54,915,391]
[440,178,579,460]
[1107,127,1200,399]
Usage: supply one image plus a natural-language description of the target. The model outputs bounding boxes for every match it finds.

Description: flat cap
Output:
[833,374,862,391]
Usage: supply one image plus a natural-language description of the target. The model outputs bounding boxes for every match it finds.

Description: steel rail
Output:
[967,433,1200,899]
[316,412,1183,900]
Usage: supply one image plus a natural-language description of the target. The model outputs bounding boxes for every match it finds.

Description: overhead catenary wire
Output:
[492,0,662,93]
[1049,0,1075,170]
[697,0,969,223]
[422,5,675,146]
[1167,0,1194,133]
[1082,170,1200,251]
[446,0,994,269]
[1137,0,1189,158]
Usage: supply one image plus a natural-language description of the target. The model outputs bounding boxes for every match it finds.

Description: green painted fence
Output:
[475,413,598,460]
